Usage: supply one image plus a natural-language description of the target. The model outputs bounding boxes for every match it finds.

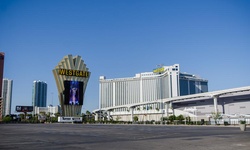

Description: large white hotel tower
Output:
[99,64,208,121]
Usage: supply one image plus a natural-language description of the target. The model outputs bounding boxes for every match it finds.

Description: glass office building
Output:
[32,81,47,107]
[179,73,208,96]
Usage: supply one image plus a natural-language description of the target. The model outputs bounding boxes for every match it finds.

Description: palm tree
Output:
[211,112,222,125]
[86,110,91,115]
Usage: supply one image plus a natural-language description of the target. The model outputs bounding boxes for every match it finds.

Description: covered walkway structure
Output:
[93,86,250,122]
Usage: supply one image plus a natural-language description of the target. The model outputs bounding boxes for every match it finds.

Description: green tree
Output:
[133,116,138,122]
[116,116,121,121]
[86,110,91,115]
[29,114,39,123]
[2,116,12,123]
[50,117,58,123]
[46,112,51,123]
[168,115,176,123]
[84,110,95,123]
[186,116,191,124]
[211,112,222,125]
[54,112,61,117]
[19,114,25,120]
[161,117,168,121]
[176,115,185,122]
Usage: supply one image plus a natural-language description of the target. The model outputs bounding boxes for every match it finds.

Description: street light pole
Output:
[51,92,54,106]
[161,99,164,124]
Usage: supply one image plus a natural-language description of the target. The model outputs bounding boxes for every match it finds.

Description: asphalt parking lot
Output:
[0,123,249,150]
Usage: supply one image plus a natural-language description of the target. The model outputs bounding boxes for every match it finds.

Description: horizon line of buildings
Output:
[1,51,249,122]
[1,79,50,117]
[0,52,53,120]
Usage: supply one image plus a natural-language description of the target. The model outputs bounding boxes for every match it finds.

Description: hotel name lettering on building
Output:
[58,69,89,78]
[153,67,164,73]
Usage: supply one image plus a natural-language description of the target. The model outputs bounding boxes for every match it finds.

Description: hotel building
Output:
[34,105,61,117]
[99,64,208,120]
[2,78,13,116]
[32,81,47,107]
[0,53,4,121]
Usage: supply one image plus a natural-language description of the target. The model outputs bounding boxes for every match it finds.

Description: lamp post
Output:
[99,109,101,123]
[223,102,226,115]
[51,92,54,106]
[161,99,164,124]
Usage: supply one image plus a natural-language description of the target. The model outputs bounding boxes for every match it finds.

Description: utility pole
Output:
[51,92,54,106]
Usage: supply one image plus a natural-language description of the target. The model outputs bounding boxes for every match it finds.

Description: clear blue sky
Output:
[0,0,250,114]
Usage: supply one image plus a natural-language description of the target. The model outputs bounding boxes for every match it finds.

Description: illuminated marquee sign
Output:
[58,69,89,77]
[153,67,165,73]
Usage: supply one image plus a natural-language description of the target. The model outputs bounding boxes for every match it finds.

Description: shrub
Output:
[168,115,176,123]
[2,116,12,123]
[240,120,246,124]
[133,116,138,122]
[176,115,185,122]
[224,122,230,126]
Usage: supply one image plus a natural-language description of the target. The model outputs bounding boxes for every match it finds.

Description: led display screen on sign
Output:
[64,81,84,105]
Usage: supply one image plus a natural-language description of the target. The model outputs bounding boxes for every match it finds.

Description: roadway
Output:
[0,124,249,150]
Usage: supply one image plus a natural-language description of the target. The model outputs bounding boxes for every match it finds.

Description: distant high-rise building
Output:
[179,72,208,96]
[0,53,4,98]
[2,78,13,116]
[0,52,5,120]
[32,81,47,107]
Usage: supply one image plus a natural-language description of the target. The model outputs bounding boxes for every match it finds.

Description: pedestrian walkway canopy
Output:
[93,86,250,113]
